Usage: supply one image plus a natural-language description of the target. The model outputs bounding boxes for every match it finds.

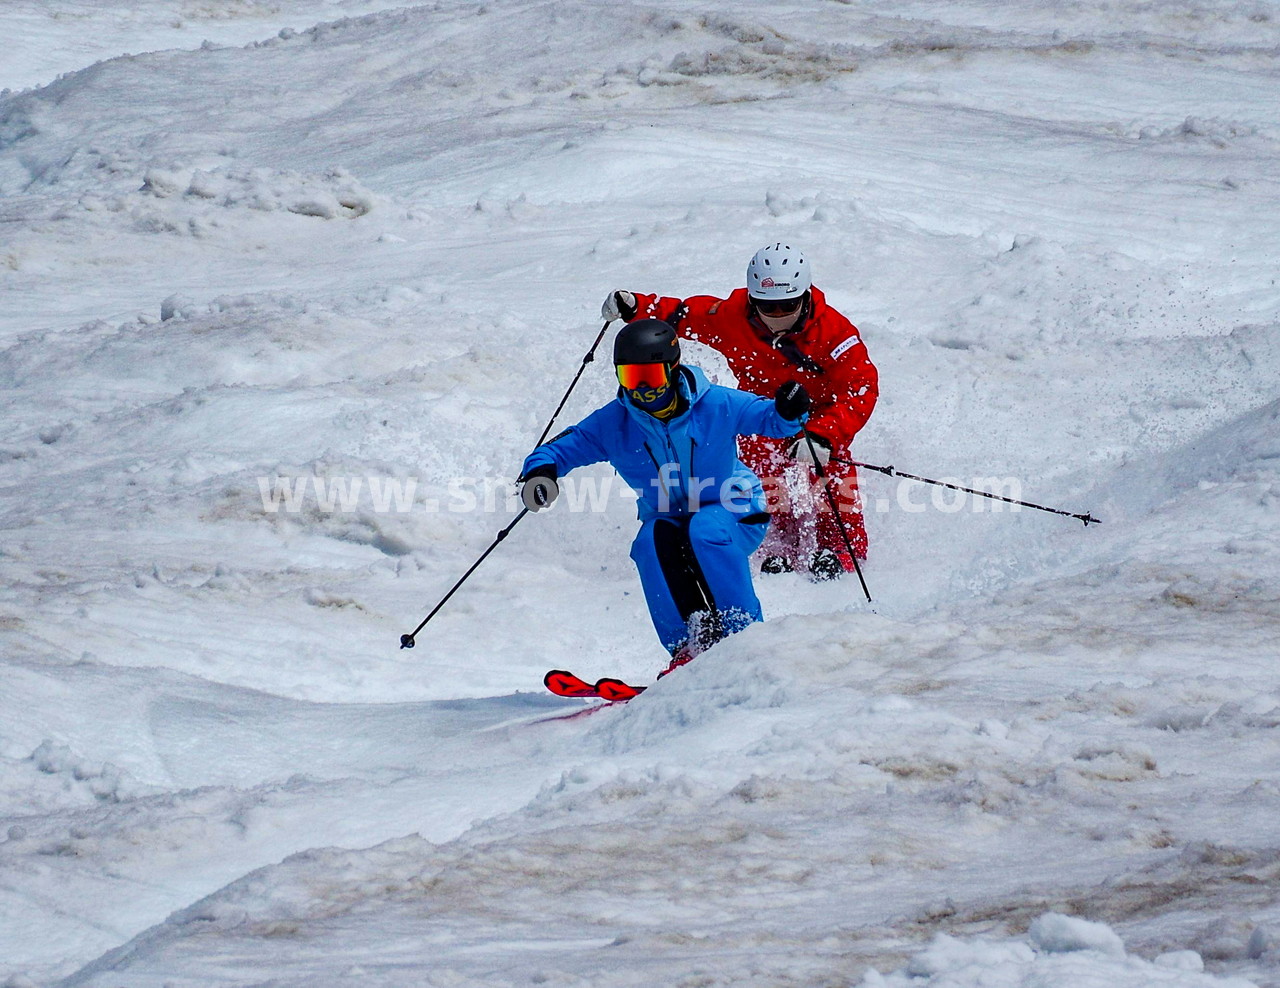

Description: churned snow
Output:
[2,0,1279,985]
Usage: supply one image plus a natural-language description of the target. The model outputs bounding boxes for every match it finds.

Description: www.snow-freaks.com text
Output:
[256,473,1025,516]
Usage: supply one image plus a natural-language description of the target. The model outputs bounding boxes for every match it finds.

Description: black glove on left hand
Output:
[520,464,559,512]
[774,381,811,421]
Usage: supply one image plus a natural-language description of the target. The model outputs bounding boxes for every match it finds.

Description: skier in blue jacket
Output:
[520,319,811,675]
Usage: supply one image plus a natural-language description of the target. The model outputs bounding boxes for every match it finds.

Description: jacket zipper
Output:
[689,437,698,508]
[644,442,671,507]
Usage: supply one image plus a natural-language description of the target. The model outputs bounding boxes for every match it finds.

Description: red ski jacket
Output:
[628,286,878,450]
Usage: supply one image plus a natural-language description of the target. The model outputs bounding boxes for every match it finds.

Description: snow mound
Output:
[140,164,378,221]
[1028,911,1125,956]
[1136,116,1261,147]
[34,163,383,240]
[27,739,152,804]
[1093,393,1280,527]
[865,920,1257,987]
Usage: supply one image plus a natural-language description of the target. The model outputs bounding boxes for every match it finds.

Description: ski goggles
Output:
[752,295,805,316]
[615,362,671,391]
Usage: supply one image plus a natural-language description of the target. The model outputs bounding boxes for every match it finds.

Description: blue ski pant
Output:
[628,505,770,655]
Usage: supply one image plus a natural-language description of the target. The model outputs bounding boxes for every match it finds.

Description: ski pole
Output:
[401,322,612,648]
[804,432,873,603]
[831,455,1101,526]
[400,508,531,649]
[532,319,613,449]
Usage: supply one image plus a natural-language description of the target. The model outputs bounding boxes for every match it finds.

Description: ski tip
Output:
[595,677,646,702]
[544,669,599,698]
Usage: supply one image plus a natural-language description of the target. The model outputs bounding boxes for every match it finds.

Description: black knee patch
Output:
[652,518,716,623]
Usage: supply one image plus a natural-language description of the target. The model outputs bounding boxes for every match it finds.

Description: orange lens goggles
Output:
[616,362,670,391]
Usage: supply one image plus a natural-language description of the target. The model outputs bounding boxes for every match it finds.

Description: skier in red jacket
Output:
[602,243,878,579]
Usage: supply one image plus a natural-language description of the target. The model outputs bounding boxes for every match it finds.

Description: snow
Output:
[2,0,1279,985]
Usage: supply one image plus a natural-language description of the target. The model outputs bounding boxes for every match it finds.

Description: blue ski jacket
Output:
[521,365,806,521]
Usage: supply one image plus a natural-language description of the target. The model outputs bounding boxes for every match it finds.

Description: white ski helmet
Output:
[746,243,811,300]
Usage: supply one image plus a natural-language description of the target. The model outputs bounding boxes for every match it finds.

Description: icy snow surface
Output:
[2,0,1279,985]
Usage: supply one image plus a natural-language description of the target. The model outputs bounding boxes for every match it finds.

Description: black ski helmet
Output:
[613,319,680,366]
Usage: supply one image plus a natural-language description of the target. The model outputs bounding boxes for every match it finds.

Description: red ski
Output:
[544,670,647,702]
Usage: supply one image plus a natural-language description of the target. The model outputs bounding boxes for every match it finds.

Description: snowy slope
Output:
[2,0,416,93]
[1,0,1279,985]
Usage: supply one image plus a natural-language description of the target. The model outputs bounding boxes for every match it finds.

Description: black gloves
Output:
[520,464,559,512]
[774,381,811,421]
